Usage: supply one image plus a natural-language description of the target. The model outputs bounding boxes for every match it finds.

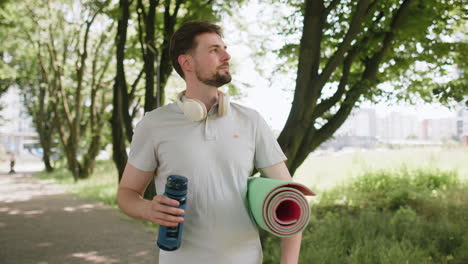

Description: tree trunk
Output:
[137,0,158,200]
[39,130,54,172]
[112,0,131,182]
[33,106,56,173]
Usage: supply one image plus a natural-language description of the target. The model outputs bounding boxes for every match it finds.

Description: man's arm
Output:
[117,163,184,227]
[259,161,302,264]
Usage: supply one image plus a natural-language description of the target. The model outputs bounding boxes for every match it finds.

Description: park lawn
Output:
[294,146,468,191]
[36,160,119,208]
[263,167,468,264]
[35,147,468,263]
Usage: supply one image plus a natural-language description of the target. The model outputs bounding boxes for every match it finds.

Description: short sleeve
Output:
[254,112,287,169]
[127,116,158,171]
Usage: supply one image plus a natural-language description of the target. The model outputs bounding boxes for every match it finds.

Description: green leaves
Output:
[270,0,466,106]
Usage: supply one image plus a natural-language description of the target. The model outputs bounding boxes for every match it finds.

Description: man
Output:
[117,21,302,264]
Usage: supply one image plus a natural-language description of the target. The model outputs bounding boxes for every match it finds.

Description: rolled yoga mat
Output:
[247,177,316,237]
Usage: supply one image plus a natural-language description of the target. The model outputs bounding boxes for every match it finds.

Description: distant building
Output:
[0,86,40,160]
[421,118,457,141]
[338,108,377,137]
[455,100,468,145]
[377,112,421,141]
[332,105,460,148]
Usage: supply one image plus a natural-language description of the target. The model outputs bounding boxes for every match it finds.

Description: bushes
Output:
[315,168,460,213]
[36,160,118,207]
[262,168,467,264]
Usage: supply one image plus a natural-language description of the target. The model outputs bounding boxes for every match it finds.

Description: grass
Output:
[294,146,468,191]
[34,147,468,263]
[35,160,119,208]
[262,167,468,264]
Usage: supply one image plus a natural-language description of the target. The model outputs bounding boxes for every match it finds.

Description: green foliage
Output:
[36,160,119,207]
[262,168,467,263]
[261,0,466,105]
[321,167,459,211]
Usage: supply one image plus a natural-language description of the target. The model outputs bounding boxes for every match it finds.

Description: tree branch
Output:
[172,0,183,19]
[137,0,147,58]
[90,25,112,129]
[137,0,147,20]
[38,49,50,85]
[130,68,144,100]
[74,8,101,143]
[316,0,371,89]
[311,47,357,120]
[131,100,141,120]
[46,23,73,131]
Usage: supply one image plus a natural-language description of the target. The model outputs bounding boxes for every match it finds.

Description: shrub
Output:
[262,168,467,264]
[346,168,459,211]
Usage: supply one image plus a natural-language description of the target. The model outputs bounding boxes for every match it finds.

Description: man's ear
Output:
[178,54,192,74]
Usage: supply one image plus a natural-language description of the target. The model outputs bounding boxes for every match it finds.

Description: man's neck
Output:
[185,82,219,113]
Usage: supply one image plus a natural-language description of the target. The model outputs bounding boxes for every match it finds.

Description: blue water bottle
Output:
[157,175,188,251]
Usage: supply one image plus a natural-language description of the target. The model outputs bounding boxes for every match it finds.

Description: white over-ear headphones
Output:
[176,90,230,122]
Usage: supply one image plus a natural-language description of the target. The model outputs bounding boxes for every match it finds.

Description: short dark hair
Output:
[170,20,223,79]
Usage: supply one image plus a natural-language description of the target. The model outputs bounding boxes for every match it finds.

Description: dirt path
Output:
[0,172,159,264]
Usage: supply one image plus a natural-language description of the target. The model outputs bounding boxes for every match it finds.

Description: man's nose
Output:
[222,49,231,61]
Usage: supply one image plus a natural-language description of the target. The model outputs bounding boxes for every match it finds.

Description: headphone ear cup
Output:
[177,91,207,122]
[183,98,207,122]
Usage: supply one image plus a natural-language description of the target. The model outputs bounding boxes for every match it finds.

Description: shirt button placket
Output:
[204,115,216,141]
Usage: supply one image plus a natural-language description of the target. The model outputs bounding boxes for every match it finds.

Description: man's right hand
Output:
[117,163,186,227]
[146,195,185,227]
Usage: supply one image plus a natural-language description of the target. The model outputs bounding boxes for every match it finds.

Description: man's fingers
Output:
[154,219,179,227]
[157,204,185,215]
[149,195,184,226]
[155,211,184,223]
[150,212,184,227]
[154,195,180,207]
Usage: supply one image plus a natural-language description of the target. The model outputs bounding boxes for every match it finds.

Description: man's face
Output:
[190,33,231,87]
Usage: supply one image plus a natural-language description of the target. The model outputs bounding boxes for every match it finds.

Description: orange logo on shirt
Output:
[233,134,240,138]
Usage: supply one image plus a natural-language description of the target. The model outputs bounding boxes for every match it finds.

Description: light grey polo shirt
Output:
[128,99,287,264]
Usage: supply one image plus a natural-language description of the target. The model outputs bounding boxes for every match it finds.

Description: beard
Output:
[196,66,232,88]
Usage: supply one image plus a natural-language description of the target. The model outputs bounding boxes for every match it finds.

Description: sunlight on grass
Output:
[294,146,468,192]
[36,161,118,208]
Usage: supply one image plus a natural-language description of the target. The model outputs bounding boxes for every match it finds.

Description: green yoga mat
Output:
[247,177,315,237]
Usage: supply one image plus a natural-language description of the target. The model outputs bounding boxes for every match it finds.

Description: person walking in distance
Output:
[8,152,16,174]
[117,21,302,264]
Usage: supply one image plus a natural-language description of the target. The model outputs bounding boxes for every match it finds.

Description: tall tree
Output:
[6,0,116,180]
[264,0,467,175]
[1,0,58,170]
[112,0,133,182]
[23,50,58,172]
[0,0,17,119]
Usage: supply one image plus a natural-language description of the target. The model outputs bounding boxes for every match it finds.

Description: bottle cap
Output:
[167,175,188,191]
